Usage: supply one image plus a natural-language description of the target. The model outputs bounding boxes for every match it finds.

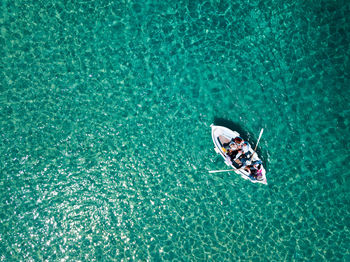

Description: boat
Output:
[211,124,267,185]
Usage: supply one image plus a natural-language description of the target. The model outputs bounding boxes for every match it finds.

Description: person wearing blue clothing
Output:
[244,160,263,180]
[223,137,243,161]
[223,137,252,167]
[234,141,251,167]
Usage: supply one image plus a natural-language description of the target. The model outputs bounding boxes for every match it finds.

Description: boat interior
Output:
[218,135,230,147]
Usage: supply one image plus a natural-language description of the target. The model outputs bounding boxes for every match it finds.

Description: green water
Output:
[1,0,349,261]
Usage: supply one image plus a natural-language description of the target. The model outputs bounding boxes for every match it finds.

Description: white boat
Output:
[211,124,267,185]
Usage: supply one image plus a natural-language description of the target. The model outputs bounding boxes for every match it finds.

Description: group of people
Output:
[223,136,263,180]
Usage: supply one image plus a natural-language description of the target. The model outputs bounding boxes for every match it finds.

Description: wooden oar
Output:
[209,169,236,174]
[249,128,264,160]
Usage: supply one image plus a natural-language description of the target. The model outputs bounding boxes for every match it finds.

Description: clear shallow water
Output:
[1,0,349,261]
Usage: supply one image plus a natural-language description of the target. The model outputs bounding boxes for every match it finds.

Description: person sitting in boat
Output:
[244,160,263,180]
[234,141,251,166]
[223,137,243,160]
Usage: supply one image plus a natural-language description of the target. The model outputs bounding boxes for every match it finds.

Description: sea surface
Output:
[1,0,349,261]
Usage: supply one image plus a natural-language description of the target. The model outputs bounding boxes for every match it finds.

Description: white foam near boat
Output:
[210,124,267,185]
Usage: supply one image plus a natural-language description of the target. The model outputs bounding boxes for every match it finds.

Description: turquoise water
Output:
[1,0,349,260]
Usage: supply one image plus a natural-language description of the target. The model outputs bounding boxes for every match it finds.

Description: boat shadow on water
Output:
[213,117,268,169]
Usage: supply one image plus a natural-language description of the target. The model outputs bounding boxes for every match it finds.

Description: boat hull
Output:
[211,125,267,185]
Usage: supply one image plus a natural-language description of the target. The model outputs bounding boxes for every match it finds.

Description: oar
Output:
[209,169,236,174]
[249,128,264,160]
